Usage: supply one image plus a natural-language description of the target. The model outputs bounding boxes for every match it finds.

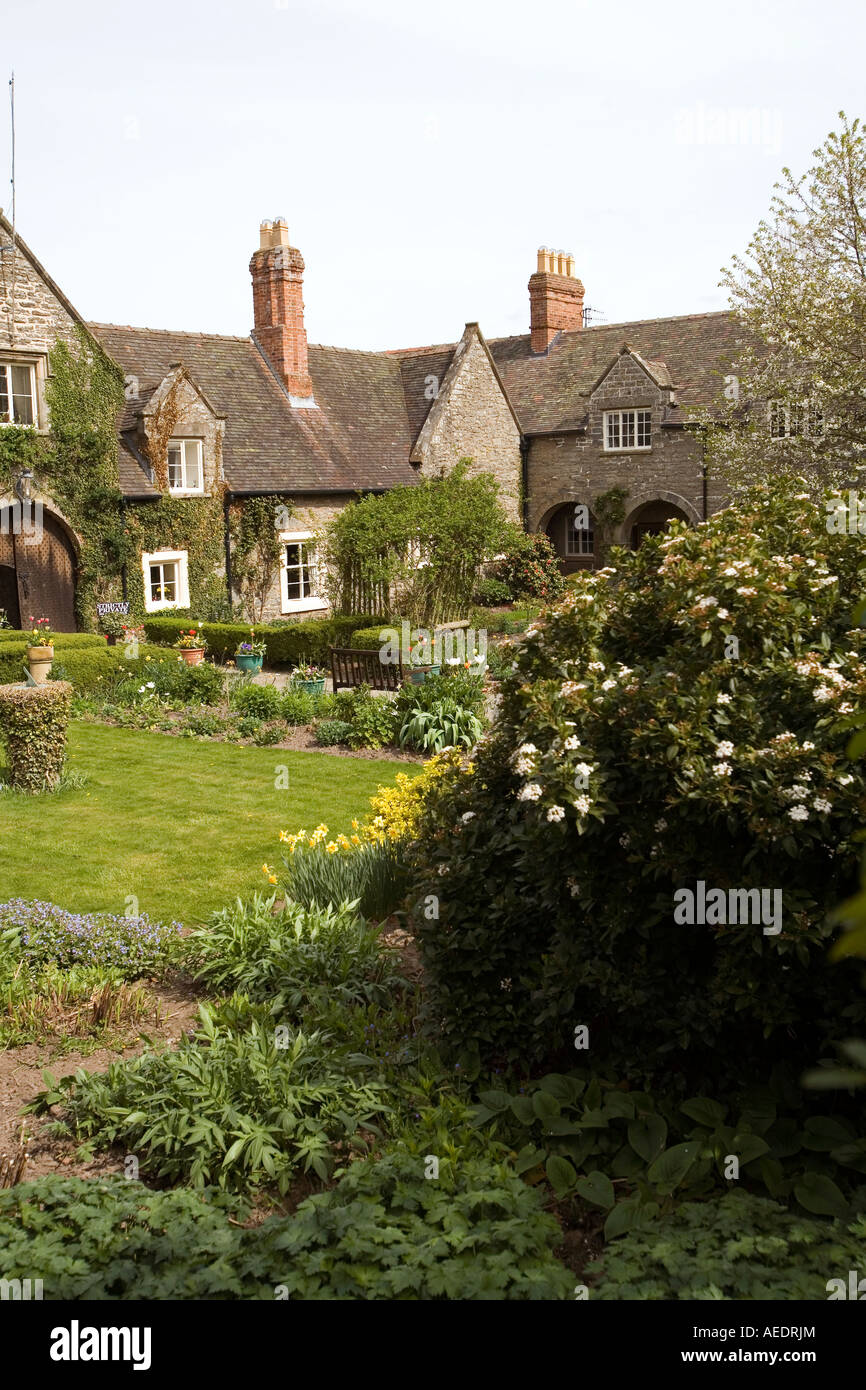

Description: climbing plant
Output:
[230,495,295,622]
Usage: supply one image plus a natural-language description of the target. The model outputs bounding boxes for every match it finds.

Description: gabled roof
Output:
[406,323,522,465]
[488,311,746,434]
[0,211,90,331]
[89,324,430,495]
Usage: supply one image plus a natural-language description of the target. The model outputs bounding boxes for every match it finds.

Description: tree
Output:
[708,113,866,495]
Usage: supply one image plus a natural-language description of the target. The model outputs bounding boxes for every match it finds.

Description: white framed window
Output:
[142,549,190,612]
[566,514,594,556]
[603,409,652,451]
[769,402,824,439]
[0,362,38,427]
[167,439,204,493]
[279,531,328,614]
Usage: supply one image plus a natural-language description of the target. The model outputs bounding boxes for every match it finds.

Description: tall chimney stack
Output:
[250,218,314,400]
[529,246,585,353]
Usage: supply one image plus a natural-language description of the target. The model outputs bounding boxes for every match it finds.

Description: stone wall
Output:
[416,333,522,522]
[0,235,82,431]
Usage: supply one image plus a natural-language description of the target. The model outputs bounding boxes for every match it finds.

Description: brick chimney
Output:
[529,247,585,353]
[250,218,314,401]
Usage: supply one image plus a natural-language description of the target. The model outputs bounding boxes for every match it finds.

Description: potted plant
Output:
[26,617,55,683]
[101,613,127,647]
[407,640,441,686]
[290,661,327,695]
[235,630,267,674]
[173,625,207,666]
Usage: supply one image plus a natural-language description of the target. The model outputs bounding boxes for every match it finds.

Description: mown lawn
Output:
[0,723,416,924]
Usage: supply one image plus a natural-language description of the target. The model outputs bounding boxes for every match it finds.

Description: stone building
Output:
[1,212,744,630]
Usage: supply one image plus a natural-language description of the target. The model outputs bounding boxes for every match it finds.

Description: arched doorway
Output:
[544,501,596,573]
[0,506,78,631]
[623,499,690,550]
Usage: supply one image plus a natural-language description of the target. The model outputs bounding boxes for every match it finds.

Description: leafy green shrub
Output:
[471,1069,866,1233]
[493,532,566,602]
[0,682,71,790]
[0,899,181,976]
[37,1003,391,1191]
[142,614,374,665]
[588,1190,866,1300]
[349,625,390,651]
[180,711,223,738]
[395,666,485,718]
[252,1151,574,1300]
[252,722,284,746]
[473,576,514,606]
[0,631,106,647]
[398,699,483,752]
[332,685,397,749]
[0,1178,258,1300]
[185,893,406,1016]
[233,715,262,739]
[410,482,866,1075]
[230,681,281,719]
[280,687,320,725]
[314,718,353,746]
[28,644,178,695]
[280,837,408,921]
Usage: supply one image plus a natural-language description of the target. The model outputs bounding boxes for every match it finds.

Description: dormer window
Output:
[167,439,204,494]
[0,362,38,427]
[604,409,651,451]
[769,402,824,439]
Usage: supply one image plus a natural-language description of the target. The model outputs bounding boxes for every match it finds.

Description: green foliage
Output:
[324,462,516,624]
[409,482,866,1074]
[0,1158,572,1300]
[472,1069,866,1234]
[280,839,408,921]
[230,681,281,719]
[280,687,322,725]
[314,718,352,745]
[331,685,397,749]
[0,682,72,790]
[34,1002,391,1192]
[184,893,406,1017]
[398,699,483,752]
[0,898,180,975]
[143,613,368,665]
[493,532,566,602]
[395,666,485,718]
[588,1190,866,1300]
[473,576,514,606]
[230,495,294,623]
[0,1179,259,1300]
[180,711,223,738]
[250,1151,574,1300]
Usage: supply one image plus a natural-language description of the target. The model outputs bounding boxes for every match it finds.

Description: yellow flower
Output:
[279,830,290,842]
[326,841,338,854]
[351,818,359,831]
[351,834,361,845]
[262,862,273,876]
[268,874,278,884]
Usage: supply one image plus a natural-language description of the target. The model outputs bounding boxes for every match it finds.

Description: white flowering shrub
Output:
[409,481,866,1076]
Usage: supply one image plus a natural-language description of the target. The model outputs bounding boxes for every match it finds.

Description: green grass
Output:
[0,723,417,925]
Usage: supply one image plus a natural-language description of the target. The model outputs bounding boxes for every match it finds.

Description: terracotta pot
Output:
[178,648,205,666]
[27,645,54,684]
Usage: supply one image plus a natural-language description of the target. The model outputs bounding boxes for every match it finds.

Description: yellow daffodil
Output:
[326,842,338,854]
[268,874,278,884]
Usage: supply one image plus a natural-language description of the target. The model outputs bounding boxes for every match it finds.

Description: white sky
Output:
[2,0,863,349]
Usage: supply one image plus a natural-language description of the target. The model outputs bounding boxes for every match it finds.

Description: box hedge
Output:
[0,643,178,693]
[142,614,378,666]
[0,681,72,790]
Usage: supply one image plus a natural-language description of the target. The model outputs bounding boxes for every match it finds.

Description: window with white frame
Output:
[566,512,594,556]
[604,409,652,451]
[279,532,327,613]
[167,439,204,493]
[769,402,824,439]
[142,549,190,612]
[0,362,38,427]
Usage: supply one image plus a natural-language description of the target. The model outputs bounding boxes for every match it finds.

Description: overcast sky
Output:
[2,0,863,350]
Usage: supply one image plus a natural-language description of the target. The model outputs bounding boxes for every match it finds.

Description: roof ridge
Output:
[88,322,252,343]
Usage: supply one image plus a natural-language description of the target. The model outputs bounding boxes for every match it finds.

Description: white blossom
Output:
[546,805,566,823]
[788,805,809,821]
[518,783,543,802]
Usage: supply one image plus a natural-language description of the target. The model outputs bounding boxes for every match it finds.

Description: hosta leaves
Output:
[680,1097,727,1128]
[627,1115,667,1163]
[575,1170,616,1210]
[647,1142,701,1193]
[545,1154,577,1196]
[794,1173,850,1218]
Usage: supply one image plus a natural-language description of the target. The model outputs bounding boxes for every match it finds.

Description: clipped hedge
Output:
[350,625,390,651]
[0,681,72,790]
[0,631,106,647]
[142,614,378,666]
[38,645,179,694]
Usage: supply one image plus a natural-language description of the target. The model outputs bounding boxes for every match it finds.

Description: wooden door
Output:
[13,511,77,631]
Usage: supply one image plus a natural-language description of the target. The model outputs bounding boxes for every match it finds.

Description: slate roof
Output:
[89,324,424,496]
[487,312,745,434]
[90,310,745,499]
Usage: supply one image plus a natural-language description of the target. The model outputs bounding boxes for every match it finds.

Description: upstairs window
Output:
[0,362,38,426]
[604,408,651,451]
[167,439,204,493]
[769,402,824,439]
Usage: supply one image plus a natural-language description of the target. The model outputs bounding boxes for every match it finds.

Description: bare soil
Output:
[0,977,203,1186]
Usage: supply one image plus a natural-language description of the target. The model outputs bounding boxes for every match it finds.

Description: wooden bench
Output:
[329,646,405,692]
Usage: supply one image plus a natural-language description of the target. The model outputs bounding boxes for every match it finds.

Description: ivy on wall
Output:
[0,327,127,627]
[229,494,295,622]
[123,496,227,623]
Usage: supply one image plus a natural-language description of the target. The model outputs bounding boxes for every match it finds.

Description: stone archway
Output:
[543,500,597,573]
[618,492,698,550]
[0,496,79,631]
